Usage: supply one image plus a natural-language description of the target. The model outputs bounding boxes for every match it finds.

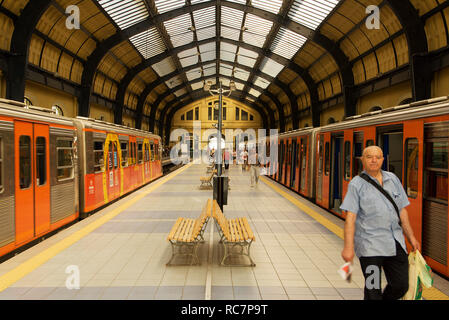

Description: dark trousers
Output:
[359,240,409,300]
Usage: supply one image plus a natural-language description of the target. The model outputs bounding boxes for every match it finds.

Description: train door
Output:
[403,120,424,252]
[290,139,297,189]
[322,132,331,209]
[285,139,291,187]
[377,125,403,182]
[341,130,353,218]
[14,121,50,244]
[129,137,136,188]
[422,121,448,273]
[294,138,300,191]
[106,140,120,200]
[330,133,344,215]
[299,136,308,195]
[277,140,283,182]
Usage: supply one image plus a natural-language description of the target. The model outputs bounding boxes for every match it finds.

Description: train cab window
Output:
[325,142,330,176]
[93,140,104,173]
[405,138,419,199]
[137,142,143,164]
[424,140,448,203]
[120,142,128,167]
[56,139,74,180]
[144,143,150,162]
[344,141,351,181]
[19,136,31,189]
[36,137,46,186]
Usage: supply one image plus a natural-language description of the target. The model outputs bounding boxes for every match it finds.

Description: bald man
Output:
[340,146,420,300]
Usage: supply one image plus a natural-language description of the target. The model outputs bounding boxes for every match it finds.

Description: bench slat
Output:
[167,217,183,241]
[242,217,255,241]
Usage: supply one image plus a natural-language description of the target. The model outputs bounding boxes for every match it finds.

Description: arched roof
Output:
[2,0,445,136]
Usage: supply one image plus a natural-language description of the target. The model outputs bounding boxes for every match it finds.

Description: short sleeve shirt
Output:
[340,170,410,258]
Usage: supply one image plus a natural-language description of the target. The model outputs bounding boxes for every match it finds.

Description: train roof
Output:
[318,95,449,132]
[74,116,161,140]
[0,98,75,127]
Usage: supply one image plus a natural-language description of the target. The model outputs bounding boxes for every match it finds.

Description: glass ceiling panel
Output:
[203,63,216,77]
[251,0,283,14]
[165,75,183,89]
[244,14,273,37]
[129,27,166,59]
[220,64,233,76]
[220,78,231,87]
[242,33,266,48]
[193,6,215,29]
[98,0,149,30]
[288,0,340,30]
[178,47,198,59]
[152,57,177,77]
[271,27,307,59]
[174,88,187,97]
[221,6,243,29]
[234,67,249,81]
[254,76,270,89]
[237,54,256,68]
[196,26,216,41]
[154,0,185,15]
[191,81,204,91]
[179,55,199,68]
[221,26,240,41]
[260,57,284,77]
[191,0,212,4]
[249,88,261,98]
[186,68,202,81]
[235,82,244,90]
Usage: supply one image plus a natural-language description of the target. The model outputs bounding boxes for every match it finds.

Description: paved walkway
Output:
[0,163,447,300]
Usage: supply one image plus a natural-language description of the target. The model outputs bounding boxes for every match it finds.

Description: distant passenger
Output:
[340,145,420,300]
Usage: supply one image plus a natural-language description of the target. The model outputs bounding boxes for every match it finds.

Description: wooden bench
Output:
[206,161,215,173]
[212,200,256,266]
[200,169,216,189]
[166,199,213,266]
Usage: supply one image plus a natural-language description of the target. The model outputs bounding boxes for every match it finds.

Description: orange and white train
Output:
[0,98,162,258]
[269,96,449,278]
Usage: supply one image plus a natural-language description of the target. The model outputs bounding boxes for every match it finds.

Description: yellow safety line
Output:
[0,163,193,292]
[260,176,449,301]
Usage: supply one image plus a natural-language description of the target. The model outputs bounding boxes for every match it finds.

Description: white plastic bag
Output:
[402,250,433,300]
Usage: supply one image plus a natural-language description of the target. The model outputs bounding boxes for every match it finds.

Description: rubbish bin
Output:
[213,176,228,211]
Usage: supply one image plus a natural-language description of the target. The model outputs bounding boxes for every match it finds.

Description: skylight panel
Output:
[129,27,166,59]
[221,42,237,62]
[226,0,246,4]
[246,96,255,103]
[242,14,273,47]
[178,47,198,59]
[271,27,307,59]
[186,68,202,81]
[191,81,204,91]
[288,0,340,30]
[165,76,183,89]
[191,0,212,4]
[174,88,187,97]
[152,57,177,77]
[221,6,243,29]
[221,26,240,41]
[260,57,284,77]
[154,0,185,15]
[199,43,216,62]
[254,76,270,89]
[249,88,261,98]
[220,64,233,77]
[242,33,266,48]
[202,63,216,77]
[179,55,198,68]
[220,78,231,87]
[98,0,149,30]
[193,6,215,29]
[237,54,256,68]
[234,67,249,81]
[235,82,244,90]
[196,26,216,41]
[251,0,283,14]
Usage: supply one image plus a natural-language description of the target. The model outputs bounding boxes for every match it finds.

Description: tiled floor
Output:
[0,163,447,300]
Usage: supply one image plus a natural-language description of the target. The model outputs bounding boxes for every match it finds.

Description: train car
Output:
[73,117,162,217]
[0,98,78,257]
[275,128,317,199]
[270,96,449,278]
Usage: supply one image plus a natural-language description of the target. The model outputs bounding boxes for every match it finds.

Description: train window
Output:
[241,110,248,121]
[366,140,374,147]
[325,142,330,176]
[138,142,143,164]
[223,107,227,120]
[318,136,323,175]
[120,142,128,167]
[208,107,212,120]
[353,132,364,177]
[134,142,137,164]
[344,141,351,181]
[186,110,193,121]
[181,114,184,121]
[108,142,113,170]
[93,140,104,173]
[36,137,46,186]
[113,142,118,169]
[195,107,199,120]
[19,136,31,189]
[405,138,419,199]
[145,143,150,162]
[56,139,73,181]
[235,107,239,120]
[424,140,448,203]
[150,142,155,161]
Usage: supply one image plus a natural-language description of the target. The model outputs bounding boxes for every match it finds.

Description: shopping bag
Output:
[260,167,267,176]
[402,250,433,300]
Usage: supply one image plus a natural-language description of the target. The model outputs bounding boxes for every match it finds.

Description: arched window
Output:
[327,117,336,124]
[52,105,64,116]
[369,106,382,112]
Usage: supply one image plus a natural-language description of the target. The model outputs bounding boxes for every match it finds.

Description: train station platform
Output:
[0,163,448,301]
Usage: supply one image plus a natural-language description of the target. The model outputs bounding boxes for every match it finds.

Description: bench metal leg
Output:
[166,241,201,266]
[220,240,256,267]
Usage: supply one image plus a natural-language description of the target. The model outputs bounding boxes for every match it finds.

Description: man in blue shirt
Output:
[340,146,420,300]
